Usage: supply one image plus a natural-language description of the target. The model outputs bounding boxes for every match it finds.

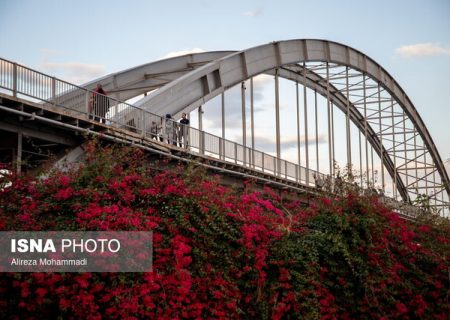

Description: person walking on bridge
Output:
[89,84,109,124]
[164,114,175,145]
[179,112,189,148]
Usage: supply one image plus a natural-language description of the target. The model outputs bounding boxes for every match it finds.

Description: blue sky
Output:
[1,0,449,169]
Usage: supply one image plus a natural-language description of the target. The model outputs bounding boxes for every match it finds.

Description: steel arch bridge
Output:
[0,39,449,216]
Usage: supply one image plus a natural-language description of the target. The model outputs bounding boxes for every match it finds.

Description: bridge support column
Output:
[403,112,409,199]
[363,75,370,187]
[331,99,335,176]
[296,81,301,180]
[303,63,309,185]
[241,82,246,166]
[378,82,385,192]
[315,90,319,173]
[221,93,225,161]
[326,62,333,177]
[391,97,398,199]
[345,67,352,177]
[250,78,255,169]
[275,69,281,176]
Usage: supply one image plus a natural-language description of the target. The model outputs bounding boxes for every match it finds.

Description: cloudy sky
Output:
[1,0,449,175]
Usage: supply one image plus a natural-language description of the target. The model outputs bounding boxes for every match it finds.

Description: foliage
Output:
[0,141,449,319]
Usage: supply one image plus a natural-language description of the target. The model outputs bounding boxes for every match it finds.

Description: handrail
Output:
[0,57,431,218]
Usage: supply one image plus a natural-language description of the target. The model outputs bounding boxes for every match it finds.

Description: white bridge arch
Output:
[1,39,448,214]
[94,39,447,209]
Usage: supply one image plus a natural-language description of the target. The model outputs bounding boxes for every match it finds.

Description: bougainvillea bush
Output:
[0,141,449,319]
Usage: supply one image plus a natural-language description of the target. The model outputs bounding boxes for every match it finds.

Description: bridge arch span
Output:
[125,39,449,208]
[3,39,445,212]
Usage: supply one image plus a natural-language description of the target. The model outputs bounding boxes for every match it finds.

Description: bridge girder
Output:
[80,51,235,102]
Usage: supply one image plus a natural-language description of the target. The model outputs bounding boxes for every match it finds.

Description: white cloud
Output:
[395,43,450,57]
[38,50,106,85]
[42,61,105,83]
[40,48,60,58]
[160,48,205,59]
[243,9,263,17]
[253,74,272,86]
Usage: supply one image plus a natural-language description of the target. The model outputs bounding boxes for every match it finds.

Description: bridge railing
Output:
[0,57,427,218]
[0,58,164,135]
[178,123,321,187]
[0,56,326,186]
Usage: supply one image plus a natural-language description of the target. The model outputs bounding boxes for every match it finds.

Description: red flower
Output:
[396,302,408,314]
[59,297,71,310]
[35,287,47,299]
[2,142,449,319]
[417,225,431,233]
[55,187,74,200]
[58,175,71,187]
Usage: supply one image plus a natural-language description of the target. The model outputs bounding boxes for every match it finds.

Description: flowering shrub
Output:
[0,141,449,319]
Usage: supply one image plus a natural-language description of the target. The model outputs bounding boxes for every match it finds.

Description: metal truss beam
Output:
[0,118,77,146]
